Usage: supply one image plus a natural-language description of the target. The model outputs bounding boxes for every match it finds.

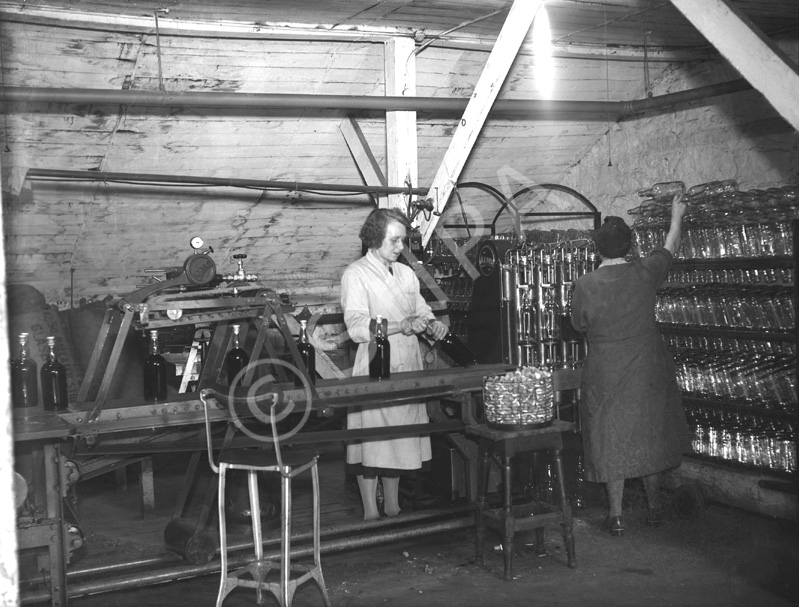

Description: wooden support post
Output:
[43,443,67,607]
[385,37,418,212]
[670,0,799,131]
[85,307,136,424]
[178,339,202,393]
[76,306,115,402]
[418,0,544,246]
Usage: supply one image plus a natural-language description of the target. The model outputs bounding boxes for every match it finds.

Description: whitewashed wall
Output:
[564,55,799,218]
[0,15,670,308]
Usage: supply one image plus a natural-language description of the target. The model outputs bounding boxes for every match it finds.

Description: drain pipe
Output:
[1,78,753,119]
[20,511,474,604]
[23,74,753,198]
[621,77,752,115]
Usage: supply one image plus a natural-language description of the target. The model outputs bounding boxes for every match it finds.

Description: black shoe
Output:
[605,515,624,536]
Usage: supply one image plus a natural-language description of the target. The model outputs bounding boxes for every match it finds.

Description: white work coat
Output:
[341,250,434,470]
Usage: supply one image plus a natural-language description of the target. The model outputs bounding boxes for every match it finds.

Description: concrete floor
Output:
[67,489,798,607]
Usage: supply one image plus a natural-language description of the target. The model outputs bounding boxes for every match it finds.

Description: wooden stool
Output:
[201,390,332,607]
[466,419,578,581]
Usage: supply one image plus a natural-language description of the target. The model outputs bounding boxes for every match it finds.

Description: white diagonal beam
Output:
[418,0,544,247]
[670,0,799,131]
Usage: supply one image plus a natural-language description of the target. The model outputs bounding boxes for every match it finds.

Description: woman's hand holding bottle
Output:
[401,315,445,337]
[425,319,449,341]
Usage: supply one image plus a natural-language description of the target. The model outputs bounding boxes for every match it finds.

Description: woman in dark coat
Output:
[571,194,690,536]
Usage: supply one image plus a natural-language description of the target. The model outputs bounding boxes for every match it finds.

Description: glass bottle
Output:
[637,181,685,200]
[295,319,316,387]
[686,179,739,199]
[369,315,391,380]
[225,324,250,386]
[12,332,39,409]
[41,336,69,411]
[143,329,168,402]
[438,328,478,367]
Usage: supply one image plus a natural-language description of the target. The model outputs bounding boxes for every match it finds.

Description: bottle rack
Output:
[634,195,799,483]
[498,237,596,369]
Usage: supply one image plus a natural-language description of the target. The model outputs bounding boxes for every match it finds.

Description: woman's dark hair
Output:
[359,208,412,250]
[595,216,632,259]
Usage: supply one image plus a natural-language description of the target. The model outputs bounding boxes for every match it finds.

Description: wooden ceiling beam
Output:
[669,0,799,131]
[417,0,544,253]
[0,4,726,63]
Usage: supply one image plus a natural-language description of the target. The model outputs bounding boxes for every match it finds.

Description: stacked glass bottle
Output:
[648,181,799,479]
[630,182,797,260]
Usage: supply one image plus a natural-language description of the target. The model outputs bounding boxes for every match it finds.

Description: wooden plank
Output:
[339,116,387,207]
[385,37,417,211]
[418,0,544,251]
[669,0,799,131]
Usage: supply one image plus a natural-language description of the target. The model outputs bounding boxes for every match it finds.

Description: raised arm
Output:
[663,193,688,255]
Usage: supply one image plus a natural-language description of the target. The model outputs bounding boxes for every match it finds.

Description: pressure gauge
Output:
[190,236,204,250]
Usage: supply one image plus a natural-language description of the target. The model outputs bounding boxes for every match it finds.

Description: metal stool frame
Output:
[200,389,331,607]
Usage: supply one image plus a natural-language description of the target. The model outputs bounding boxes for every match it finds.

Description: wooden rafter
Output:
[669,0,799,131]
[417,0,544,248]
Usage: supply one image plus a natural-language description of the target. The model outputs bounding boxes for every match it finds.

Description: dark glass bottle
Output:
[295,319,316,387]
[12,332,39,409]
[428,325,477,367]
[225,323,250,386]
[143,329,168,402]
[41,336,69,411]
[369,315,390,380]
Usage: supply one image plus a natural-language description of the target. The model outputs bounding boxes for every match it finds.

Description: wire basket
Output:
[483,367,554,430]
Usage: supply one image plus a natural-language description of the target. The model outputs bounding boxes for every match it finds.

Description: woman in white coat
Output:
[341,208,448,520]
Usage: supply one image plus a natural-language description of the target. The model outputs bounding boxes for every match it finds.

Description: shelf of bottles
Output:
[499,234,596,369]
[635,179,799,477]
[631,180,798,261]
